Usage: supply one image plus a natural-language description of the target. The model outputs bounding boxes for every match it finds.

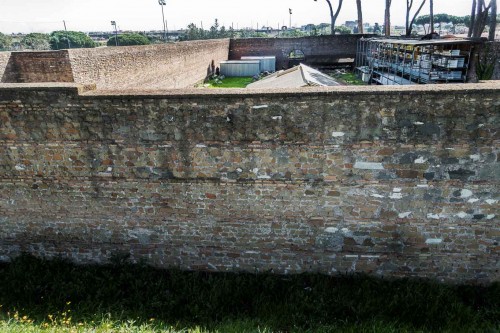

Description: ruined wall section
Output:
[0,83,499,283]
[0,52,10,81]
[68,39,230,89]
[229,35,371,69]
[1,51,74,83]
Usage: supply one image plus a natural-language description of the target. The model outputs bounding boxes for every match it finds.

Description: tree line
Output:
[322,0,497,39]
[0,0,497,51]
[0,30,154,51]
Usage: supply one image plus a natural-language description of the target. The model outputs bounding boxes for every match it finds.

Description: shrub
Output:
[107,33,151,47]
[21,33,50,50]
[0,32,12,50]
[50,31,96,50]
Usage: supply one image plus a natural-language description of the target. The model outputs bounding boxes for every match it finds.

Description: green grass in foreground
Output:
[203,77,254,88]
[0,255,498,332]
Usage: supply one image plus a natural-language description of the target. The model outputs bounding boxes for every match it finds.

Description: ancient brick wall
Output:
[229,35,372,69]
[0,52,10,81]
[68,39,230,89]
[0,82,499,283]
[1,51,74,83]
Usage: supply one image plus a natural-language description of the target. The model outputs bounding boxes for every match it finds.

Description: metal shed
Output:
[220,60,261,77]
[241,56,276,72]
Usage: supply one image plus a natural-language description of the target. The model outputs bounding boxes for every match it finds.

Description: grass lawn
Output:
[0,255,498,332]
[330,71,366,85]
[201,77,254,88]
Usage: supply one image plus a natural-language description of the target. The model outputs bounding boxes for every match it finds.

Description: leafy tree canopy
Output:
[107,33,151,46]
[21,33,50,50]
[179,19,233,41]
[50,31,96,50]
[415,14,469,26]
[334,26,352,34]
[0,32,12,50]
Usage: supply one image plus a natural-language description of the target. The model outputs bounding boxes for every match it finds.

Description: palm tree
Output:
[314,0,344,35]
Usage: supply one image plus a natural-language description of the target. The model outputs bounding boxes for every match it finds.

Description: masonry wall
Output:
[229,35,372,69]
[0,51,75,83]
[486,42,500,80]
[68,39,230,89]
[0,52,10,81]
[0,82,499,283]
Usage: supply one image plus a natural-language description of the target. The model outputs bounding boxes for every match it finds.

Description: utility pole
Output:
[111,21,118,46]
[63,20,71,49]
[158,0,167,42]
[289,8,292,29]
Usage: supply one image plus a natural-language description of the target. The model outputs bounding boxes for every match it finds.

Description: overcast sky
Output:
[0,0,474,34]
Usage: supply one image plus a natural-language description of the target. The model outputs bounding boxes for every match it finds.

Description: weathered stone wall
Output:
[0,52,10,81]
[229,35,373,69]
[68,39,230,89]
[486,42,500,80]
[0,82,499,283]
[1,51,74,83]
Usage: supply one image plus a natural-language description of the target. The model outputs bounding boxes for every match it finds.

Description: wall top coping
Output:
[0,81,499,99]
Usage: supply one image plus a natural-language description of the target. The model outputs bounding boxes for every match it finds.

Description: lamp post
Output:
[111,21,118,46]
[158,0,167,42]
[289,8,292,30]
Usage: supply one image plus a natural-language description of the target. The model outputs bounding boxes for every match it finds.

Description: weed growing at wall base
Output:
[0,255,498,332]
[201,77,254,88]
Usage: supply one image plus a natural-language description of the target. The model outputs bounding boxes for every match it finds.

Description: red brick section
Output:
[1,51,74,83]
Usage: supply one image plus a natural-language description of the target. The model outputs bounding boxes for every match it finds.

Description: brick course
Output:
[229,35,372,69]
[0,82,499,283]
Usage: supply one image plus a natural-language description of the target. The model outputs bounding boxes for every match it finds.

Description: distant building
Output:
[345,21,357,29]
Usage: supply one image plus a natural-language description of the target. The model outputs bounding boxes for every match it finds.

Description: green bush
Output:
[334,26,352,34]
[49,31,96,50]
[0,32,12,50]
[21,33,50,50]
[107,33,151,47]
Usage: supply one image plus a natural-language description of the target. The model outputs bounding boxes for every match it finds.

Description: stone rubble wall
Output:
[0,82,499,284]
